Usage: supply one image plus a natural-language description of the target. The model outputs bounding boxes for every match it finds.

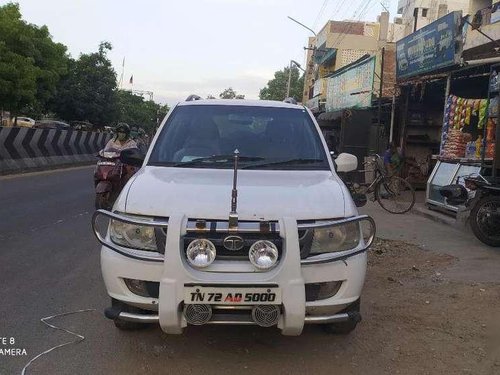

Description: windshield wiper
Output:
[173,155,264,167]
[241,158,325,169]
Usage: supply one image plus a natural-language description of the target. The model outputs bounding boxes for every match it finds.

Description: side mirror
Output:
[120,148,145,167]
[335,153,358,172]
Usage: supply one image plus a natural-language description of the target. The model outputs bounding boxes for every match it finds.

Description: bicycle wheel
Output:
[375,176,415,214]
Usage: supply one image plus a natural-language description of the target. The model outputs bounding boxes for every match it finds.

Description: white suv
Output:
[92,98,375,336]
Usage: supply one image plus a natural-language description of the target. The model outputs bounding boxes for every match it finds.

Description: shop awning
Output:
[317,111,342,121]
[314,48,337,66]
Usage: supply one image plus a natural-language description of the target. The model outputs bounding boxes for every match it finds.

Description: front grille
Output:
[183,232,282,259]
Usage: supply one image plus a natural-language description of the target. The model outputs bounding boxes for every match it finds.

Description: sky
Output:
[8,0,398,106]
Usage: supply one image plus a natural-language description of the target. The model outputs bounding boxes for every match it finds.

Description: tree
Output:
[206,94,216,99]
[259,66,304,102]
[0,3,68,119]
[53,42,118,126]
[219,87,245,99]
[115,90,169,133]
[157,103,170,123]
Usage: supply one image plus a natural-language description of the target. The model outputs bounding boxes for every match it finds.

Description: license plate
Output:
[184,286,281,305]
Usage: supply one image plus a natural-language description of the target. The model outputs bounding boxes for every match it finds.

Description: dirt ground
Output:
[105,238,500,375]
[6,238,500,375]
[357,238,500,375]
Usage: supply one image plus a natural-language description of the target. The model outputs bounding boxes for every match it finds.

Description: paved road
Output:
[1,167,498,375]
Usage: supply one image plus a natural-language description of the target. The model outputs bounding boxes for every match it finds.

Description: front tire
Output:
[322,299,361,335]
[95,192,111,210]
[110,299,150,331]
[470,195,500,247]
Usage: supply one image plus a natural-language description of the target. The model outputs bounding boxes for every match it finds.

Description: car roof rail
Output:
[185,94,202,101]
[283,97,297,104]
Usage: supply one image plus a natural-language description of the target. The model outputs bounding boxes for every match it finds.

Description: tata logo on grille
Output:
[223,235,244,251]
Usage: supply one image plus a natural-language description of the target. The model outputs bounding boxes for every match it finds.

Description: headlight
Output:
[249,240,279,270]
[309,222,360,254]
[186,239,216,268]
[110,219,157,251]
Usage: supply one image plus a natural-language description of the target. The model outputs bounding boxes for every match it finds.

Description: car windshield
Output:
[148,105,329,170]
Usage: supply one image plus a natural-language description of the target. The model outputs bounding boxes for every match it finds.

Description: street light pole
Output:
[286,60,305,98]
[286,60,293,99]
[287,17,316,101]
[291,60,306,72]
[287,16,317,36]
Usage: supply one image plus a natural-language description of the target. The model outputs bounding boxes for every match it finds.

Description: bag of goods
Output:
[486,118,496,141]
[489,96,499,117]
[441,128,467,159]
[486,142,496,158]
[479,99,489,129]
[465,103,472,125]
[485,119,496,159]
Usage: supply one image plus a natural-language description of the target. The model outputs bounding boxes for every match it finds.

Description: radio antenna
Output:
[228,149,239,230]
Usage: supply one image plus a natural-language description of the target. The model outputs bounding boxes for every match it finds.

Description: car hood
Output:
[119,166,353,221]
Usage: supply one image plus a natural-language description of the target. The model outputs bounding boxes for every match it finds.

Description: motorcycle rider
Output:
[103,123,138,178]
[103,123,137,152]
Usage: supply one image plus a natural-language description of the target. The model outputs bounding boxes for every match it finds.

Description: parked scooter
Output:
[93,148,137,210]
[440,174,500,247]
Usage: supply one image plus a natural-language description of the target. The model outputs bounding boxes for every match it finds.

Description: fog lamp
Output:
[186,239,216,268]
[249,240,278,270]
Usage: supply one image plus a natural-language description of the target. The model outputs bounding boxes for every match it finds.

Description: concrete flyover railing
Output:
[0,126,112,174]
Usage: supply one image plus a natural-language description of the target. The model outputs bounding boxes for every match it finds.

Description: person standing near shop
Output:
[384,142,402,176]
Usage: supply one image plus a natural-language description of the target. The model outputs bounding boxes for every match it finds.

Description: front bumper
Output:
[93,211,374,336]
[105,307,357,325]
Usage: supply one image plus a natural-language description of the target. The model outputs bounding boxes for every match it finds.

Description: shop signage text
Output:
[396,11,462,79]
[326,56,375,112]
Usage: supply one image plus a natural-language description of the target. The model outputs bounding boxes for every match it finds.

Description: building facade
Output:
[303,12,403,110]
[397,0,470,36]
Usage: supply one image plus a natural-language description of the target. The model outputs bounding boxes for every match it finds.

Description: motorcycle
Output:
[93,148,137,210]
[440,174,500,247]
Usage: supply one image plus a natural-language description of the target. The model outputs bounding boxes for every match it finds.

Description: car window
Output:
[148,105,329,170]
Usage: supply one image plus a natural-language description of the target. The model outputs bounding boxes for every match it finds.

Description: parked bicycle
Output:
[341,154,416,214]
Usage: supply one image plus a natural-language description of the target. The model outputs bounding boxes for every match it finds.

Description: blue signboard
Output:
[396,11,462,79]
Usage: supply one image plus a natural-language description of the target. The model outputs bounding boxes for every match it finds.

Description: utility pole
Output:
[376,47,385,153]
[413,8,418,33]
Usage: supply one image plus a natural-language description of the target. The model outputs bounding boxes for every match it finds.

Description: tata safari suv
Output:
[92,98,375,336]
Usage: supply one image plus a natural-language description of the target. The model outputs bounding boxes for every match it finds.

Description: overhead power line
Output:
[333,0,377,48]
[313,0,330,30]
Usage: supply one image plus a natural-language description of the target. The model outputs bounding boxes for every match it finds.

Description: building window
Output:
[413,8,419,17]
[422,8,428,17]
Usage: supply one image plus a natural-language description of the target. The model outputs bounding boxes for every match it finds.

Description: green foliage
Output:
[52,42,118,126]
[219,87,245,99]
[259,66,304,102]
[0,4,169,128]
[0,3,68,117]
[115,90,169,132]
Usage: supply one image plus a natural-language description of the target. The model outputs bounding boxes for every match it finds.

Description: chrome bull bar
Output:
[92,209,375,265]
[110,311,352,325]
